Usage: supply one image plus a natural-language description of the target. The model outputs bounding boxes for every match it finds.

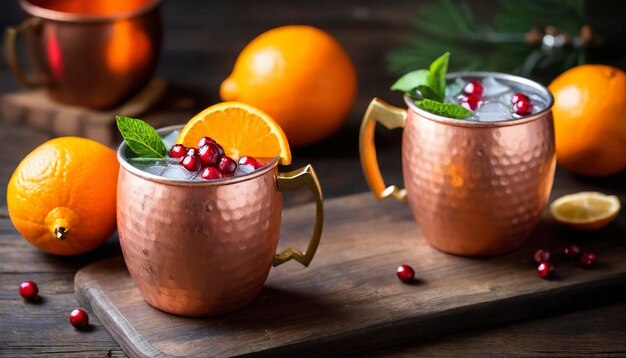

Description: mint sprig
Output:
[391,52,472,119]
[116,116,167,158]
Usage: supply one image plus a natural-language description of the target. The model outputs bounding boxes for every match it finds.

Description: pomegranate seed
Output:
[511,93,533,115]
[186,147,199,157]
[201,166,222,180]
[580,252,598,268]
[563,244,581,260]
[69,308,89,329]
[461,94,481,111]
[238,156,264,170]
[218,156,237,174]
[19,280,38,300]
[197,136,216,148]
[537,261,553,279]
[396,264,415,283]
[180,155,200,171]
[533,249,551,264]
[463,80,484,97]
[169,144,186,159]
[215,143,225,157]
[198,143,220,166]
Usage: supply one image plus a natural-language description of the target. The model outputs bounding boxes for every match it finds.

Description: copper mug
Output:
[116,126,324,317]
[360,72,556,256]
[4,0,162,109]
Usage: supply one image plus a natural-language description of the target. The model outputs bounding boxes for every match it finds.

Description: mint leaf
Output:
[391,69,429,92]
[116,116,167,158]
[427,52,450,102]
[416,85,440,101]
[416,99,473,119]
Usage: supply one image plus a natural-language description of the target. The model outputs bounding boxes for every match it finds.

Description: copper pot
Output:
[116,126,324,317]
[360,72,556,257]
[4,0,162,109]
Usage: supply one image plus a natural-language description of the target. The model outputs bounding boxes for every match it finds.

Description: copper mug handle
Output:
[4,17,46,88]
[359,97,408,202]
[273,164,324,267]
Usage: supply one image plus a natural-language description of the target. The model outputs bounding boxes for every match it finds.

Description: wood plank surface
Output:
[75,184,626,357]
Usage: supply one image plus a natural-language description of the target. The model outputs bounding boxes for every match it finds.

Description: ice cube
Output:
[475,101,511,122]
[161,130,181,150]
[141,164,167,176]
[481,77,512,98]
[235,165,255,176]
[160,165,193,180]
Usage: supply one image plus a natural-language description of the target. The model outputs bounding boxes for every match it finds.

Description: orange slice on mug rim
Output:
[177,102,292,165]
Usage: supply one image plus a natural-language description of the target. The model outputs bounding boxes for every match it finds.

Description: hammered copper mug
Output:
[360,72,556,256]
[116,126,324,317]
[4,0,162,109]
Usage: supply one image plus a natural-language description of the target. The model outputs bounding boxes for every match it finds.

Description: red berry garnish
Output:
[533,248,551,264]
[222,173,234,178]
[218,156,237,174]
[201,166,222,180]
[563,244,581,260]
[461,94,481,111]
[169,144,186,159]
[197,136,216,148]
[580,252,598,268]
[396,264,415,283]
[215,143,225,157]
[186,147,199,157]
[69,308,89,329]
[463,80,484,97]
[198,143,220,166]
[537,262,553,279]
[511,93,533,115]
[238,156,264,170]
[180,155,200,171]
[19,280,38,300]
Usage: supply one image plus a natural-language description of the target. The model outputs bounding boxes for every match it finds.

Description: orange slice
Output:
[177,102,291,165]
[550,192,621,230]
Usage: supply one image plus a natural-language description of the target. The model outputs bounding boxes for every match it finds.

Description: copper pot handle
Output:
[359,97,408,202]
[4,18,45,88]
[273,165,324,267]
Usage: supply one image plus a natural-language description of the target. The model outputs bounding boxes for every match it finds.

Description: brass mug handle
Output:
[359,97,408,202]
[4,18,45,88]
[274,165,324,267]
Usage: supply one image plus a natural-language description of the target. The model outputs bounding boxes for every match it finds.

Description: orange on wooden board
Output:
[549,65,626,176]
[220,25,357,147]
[177,101,292,165]
[7,137,119,255]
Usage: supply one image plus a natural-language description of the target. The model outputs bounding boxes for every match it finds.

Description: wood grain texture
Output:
[75,187,626,357]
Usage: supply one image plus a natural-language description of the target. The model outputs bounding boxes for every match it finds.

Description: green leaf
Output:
[390,69,429,92]
[416,85,440,101]
[416,98,473,119]
[427,52,450,102]
[116,115,167,158]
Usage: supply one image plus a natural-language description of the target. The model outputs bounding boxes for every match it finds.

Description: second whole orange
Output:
[549,65,626,176]
[220,25,357,147]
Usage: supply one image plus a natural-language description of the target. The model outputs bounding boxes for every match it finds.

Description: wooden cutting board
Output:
[75,186,626,357]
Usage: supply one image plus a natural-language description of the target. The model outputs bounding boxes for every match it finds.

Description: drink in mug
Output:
[116,126,323,317]
[360,72,556,256]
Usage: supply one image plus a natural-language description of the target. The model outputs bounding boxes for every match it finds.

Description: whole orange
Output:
[549,65,626,176]
[220,25,357,147]
[7,137,119,255]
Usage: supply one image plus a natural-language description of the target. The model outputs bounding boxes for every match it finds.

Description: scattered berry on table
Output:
[537,262,553,279]
[580,252,598,268]
[396,264,415,283]
[19,280,38,300]
[533,248,551,264]
[69,308,89,329]
[563,244,581,260]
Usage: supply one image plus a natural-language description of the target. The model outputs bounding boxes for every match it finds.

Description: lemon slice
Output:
[550,192,621,230]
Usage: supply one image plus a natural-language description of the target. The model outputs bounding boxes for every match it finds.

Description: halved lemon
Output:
[177,102,292,165]
[550,192,621,230]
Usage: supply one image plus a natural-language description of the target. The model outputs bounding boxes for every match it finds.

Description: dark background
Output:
[1,0,626,201]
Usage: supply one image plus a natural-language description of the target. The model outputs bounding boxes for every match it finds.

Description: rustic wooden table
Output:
[1,1,625,356]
